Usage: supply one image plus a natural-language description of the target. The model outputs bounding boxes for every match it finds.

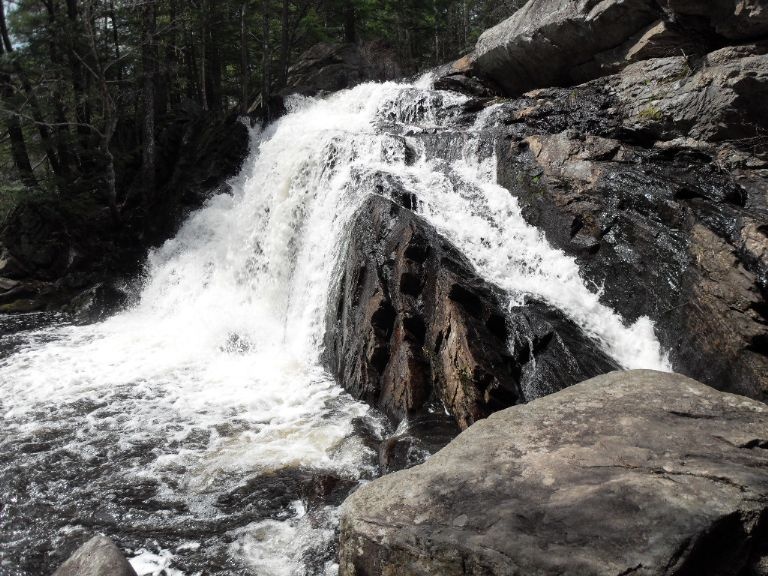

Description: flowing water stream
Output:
[0,80,670,576]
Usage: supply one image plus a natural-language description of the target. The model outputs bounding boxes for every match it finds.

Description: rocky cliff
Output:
[434,0,768,403]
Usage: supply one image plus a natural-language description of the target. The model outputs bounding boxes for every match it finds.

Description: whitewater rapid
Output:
[0,79,669,576]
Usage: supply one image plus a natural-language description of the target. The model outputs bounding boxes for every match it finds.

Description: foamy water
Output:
[0,79,668,576]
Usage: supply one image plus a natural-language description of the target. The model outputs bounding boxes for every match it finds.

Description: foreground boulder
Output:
[53,535,137,576]
[339,370,768,576]
[324,195,618,431]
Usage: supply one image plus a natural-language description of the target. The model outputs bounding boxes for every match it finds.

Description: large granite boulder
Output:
[472,0,660,95]
[53,535,137,576]
[323,195,618,431]
[466,0,768,96]
[339,370,768,576]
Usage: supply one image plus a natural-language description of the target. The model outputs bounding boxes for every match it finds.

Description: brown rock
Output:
[500,125,768,402]
[323,195,618,430]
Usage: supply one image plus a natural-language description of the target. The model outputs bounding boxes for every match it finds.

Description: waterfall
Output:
[0,80,669,576]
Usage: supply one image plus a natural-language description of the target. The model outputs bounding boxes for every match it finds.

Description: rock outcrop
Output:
[492,42,768,402]
[465,0,768,97]
[323,194,618,431]
[285,41,402,97]
[339,370,768,576]
[614,45,768,143]
[472,0,661,95]
[659,0,768,42]
[53,535,137,576]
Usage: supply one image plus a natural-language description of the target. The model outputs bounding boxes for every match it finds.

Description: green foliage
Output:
[0,0,527,211]
[639,105,664,122]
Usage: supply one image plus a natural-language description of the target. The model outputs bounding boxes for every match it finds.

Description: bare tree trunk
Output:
[109,0,122,81]
[0,8,36,187]
[83,0,119,226]
[344,0,356,43]
[141,0,157,199]
[261,0,270,120]
[165,0,180,108]
[279,0,289,87]
[240,1,249,113]
[4,112,37,188]
[65,0,94,160]
[208,11,223,111]
[0,0,62,179]
[433,0,439,65]
[183,6,199,101]
[463,0,468,49]
[199,0,208,111]
[43,0,74,180]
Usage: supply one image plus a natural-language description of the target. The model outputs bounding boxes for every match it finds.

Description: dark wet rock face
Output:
[659,0,768,42]
[324,195,519,431]
[52,535,137,576]
[490,42,768,401]
[0,200,73,281]
[339,370,768,576]
[148,111,251,243]
[323,195,618,432]
[507,300,620,400]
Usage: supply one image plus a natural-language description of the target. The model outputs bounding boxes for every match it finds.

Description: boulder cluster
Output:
[333,1,768,574]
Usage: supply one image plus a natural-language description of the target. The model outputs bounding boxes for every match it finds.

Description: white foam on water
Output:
[129,548,187,576]
[1,80,670,575]
[408,110,670,370]
[229,501,340,576]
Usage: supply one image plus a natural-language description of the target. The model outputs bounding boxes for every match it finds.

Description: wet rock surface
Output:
[339,370,768,576]
[489,43,768,401]
[324,195,618,432]
[52,535,137,576]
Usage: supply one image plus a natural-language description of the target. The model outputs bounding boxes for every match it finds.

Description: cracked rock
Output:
[323,195,617,436]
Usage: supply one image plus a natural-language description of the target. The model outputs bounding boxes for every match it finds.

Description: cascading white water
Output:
[0,79,669,576]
